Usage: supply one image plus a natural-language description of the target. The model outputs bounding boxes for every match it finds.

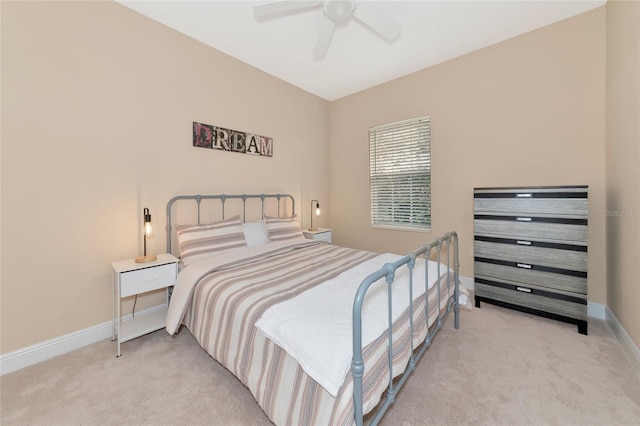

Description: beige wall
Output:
[329,9,607,302]
[1,1,329,354]
[605,0,640,347]
[3,1,635,357]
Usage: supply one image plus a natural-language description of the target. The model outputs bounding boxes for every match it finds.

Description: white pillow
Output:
[243,220,271,247]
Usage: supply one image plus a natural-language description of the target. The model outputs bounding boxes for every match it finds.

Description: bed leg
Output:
[475,295,481,308]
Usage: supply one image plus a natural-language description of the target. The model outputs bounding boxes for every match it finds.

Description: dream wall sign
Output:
[193,122,273,157]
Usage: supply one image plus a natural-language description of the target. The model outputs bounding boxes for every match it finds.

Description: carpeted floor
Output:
[1,303,639,425]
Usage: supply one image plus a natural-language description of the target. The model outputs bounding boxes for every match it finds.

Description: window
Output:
[369,116,431,231]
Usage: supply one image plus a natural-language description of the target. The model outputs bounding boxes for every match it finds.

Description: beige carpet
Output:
[1,303,639,425]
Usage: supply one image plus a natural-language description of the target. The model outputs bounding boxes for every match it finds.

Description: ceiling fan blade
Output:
[352,1,401,41]
[253,0,320,19]
[313,15,336,60]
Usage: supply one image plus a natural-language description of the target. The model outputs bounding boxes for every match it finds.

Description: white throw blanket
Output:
[255,254,456,397]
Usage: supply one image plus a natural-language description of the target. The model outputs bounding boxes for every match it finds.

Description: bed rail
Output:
[352,231,460,426]
[165,193,295,254]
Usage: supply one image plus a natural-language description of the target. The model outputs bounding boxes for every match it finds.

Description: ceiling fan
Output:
[253,0,402,60]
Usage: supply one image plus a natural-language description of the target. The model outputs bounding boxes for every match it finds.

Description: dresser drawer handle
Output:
[516,193,532,198]
[516,217,532,222]
[516,286,532,293]
[516,263,532,269]
[140,276,161,283]
[516,240,532,245]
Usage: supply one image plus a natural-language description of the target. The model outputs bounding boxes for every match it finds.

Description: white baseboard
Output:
[605,306,640,375]
[459,275,474,291]
[588,301,606,320]
[0,304,166,376]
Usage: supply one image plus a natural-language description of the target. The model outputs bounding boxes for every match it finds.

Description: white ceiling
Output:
[117,0,606,101]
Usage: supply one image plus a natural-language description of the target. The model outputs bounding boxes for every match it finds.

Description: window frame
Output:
[369,115,431,232]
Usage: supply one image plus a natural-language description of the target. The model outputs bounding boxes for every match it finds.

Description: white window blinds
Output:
[369,116,431,230]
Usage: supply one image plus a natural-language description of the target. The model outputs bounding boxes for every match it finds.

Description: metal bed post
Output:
[437,240,442,329]
[406,256,416,371]
[452,232,460,329]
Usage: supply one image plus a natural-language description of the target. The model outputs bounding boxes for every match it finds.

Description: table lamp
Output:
[135,207,157,263]
[309,200,320,231]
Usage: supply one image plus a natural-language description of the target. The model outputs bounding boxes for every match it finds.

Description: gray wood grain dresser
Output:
[473,185,588,334]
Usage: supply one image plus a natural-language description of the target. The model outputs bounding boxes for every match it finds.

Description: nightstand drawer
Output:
[120,263,177,297]
[312,231,331,243]
[303,228,332,243]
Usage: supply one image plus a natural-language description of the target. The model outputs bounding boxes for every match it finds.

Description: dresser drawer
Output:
[474,240,587,272]
[120,263,177,298]
[474,218,587,244]
[474,261,587,295]
[474,187,587,218]
[475,281,587,321]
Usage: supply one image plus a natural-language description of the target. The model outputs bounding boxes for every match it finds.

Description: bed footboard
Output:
[351,231,460,426]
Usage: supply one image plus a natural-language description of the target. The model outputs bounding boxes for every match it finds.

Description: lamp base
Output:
[308,227,318,232]
[135,254,157,263]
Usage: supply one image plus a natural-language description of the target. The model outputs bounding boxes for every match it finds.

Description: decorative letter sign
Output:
[193,122,273,157]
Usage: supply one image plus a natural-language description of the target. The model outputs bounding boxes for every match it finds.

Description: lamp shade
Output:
[143,207,153,235]
[309,200,320,231]
[135,207,157,263]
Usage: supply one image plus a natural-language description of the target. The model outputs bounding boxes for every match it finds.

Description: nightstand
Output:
[303,228,332,244]
[112,253,178,357]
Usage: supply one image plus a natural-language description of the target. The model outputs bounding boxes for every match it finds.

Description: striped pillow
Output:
[175,215,246,266]
[264,215,305,242]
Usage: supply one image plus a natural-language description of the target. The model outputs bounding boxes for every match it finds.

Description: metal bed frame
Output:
[164,193,460,426]
[353,231,460,425]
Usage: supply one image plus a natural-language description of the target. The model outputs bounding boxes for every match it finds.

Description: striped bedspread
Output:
[166,239,461,425]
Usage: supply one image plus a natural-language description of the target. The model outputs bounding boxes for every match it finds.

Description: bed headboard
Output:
[165,193,296,255]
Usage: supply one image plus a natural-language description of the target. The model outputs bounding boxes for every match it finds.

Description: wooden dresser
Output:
[473,186,588,334]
